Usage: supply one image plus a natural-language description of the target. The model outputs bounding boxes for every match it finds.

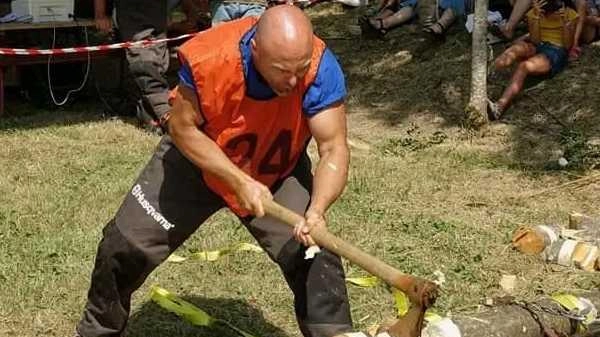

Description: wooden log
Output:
[449,292,600,337]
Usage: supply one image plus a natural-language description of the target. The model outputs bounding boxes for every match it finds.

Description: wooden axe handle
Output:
[263,198,437,307]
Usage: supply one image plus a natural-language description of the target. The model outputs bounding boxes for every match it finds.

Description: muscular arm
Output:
[168,85,271,215]
[306,102,349,216]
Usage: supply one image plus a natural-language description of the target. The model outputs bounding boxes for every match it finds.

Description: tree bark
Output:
[466,0,489,128]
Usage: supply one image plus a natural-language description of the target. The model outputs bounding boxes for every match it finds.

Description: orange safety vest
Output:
[177,17,326,216]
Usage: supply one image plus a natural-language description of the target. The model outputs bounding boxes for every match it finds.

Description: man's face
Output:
[252,39,312,97]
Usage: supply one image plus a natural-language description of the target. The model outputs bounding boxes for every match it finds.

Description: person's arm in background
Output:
[94,0,112,33]
[568,0,585,58]
[526,6,542,44]
[501,0,533,38]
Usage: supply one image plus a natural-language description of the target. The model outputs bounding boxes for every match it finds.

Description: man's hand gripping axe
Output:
[263,199,439,337]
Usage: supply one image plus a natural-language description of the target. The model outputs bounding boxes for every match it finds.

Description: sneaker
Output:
[487,99,503,121]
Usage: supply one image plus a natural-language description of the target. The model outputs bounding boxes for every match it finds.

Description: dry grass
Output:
[1,4,599,337]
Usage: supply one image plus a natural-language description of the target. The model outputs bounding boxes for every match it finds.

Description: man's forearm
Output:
[308,145,349,215]
[170,124,250,190]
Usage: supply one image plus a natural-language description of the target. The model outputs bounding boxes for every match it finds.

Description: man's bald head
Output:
[255,5,313,58]
[251,5,314,96]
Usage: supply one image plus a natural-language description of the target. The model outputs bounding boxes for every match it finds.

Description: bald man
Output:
[75,6,354,337]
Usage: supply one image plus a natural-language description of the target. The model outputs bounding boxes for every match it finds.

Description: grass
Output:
[2,4,600,337]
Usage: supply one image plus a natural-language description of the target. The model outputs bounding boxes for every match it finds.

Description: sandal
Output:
[422,15,436,26]
[569,46,582,61]
[422,21,446,35]
[360,17,388,38]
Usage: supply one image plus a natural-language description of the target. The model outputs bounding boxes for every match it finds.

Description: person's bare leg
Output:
[497,54,551,112]
[494,40,536,69]
[501,0,532,39]
[583,13,600,42]
[425,7,456,34]
[371,6,414,30]
[368,8,394,29]
[582,15,599,43]
[373,8,394,19]
[589,14,600,27]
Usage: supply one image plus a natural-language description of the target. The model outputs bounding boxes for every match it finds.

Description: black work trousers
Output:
[76,136,353,337]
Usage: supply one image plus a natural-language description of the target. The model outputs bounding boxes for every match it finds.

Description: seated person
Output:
[490,0,578,119]
[360,0,418,37]
[422,0,470,36]
[581,0,600,43]
[499,0,585,60]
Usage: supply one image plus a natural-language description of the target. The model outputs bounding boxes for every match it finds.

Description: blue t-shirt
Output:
[178,26,347,117]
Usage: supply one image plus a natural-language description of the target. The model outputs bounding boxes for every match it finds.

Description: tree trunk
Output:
[466,0,489,128]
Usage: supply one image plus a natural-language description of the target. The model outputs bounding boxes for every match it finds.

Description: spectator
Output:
[490,0,578,119]
[422,0,473,37]
[581,0,600,43]
[94,0,190,134]
[360,0,418,37]
[498,0,586,61]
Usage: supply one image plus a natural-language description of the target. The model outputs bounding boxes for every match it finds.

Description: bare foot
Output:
[500,24,514,39]
[495,54,512,70]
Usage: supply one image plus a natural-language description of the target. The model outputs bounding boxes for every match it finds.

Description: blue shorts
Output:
[536,42,568,77]
[211,1,266,25]
[439,0,468,15]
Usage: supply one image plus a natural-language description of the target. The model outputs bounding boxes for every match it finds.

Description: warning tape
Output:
[551,293,599,332]
[150,285,257,337]
[0,33,196,56]
[155,260,450,336]
[167,242,263,263]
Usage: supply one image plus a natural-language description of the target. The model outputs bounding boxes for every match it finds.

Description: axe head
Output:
[376,281,439,337]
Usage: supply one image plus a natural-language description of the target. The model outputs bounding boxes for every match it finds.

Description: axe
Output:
[263,199,439,337]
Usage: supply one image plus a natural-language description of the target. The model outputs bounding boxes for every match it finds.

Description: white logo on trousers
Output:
[131,184,175,231]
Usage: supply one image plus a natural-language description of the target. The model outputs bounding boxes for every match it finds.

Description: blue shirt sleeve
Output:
[177,56,197,91]
[302,48,347,117]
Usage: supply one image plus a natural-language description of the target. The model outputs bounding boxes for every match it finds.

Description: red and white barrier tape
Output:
[0,33,196,56]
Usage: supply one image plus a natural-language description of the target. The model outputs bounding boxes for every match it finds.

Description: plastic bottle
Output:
[544,239,599,271]
[512,224,561,255]
[571,242,600,271]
